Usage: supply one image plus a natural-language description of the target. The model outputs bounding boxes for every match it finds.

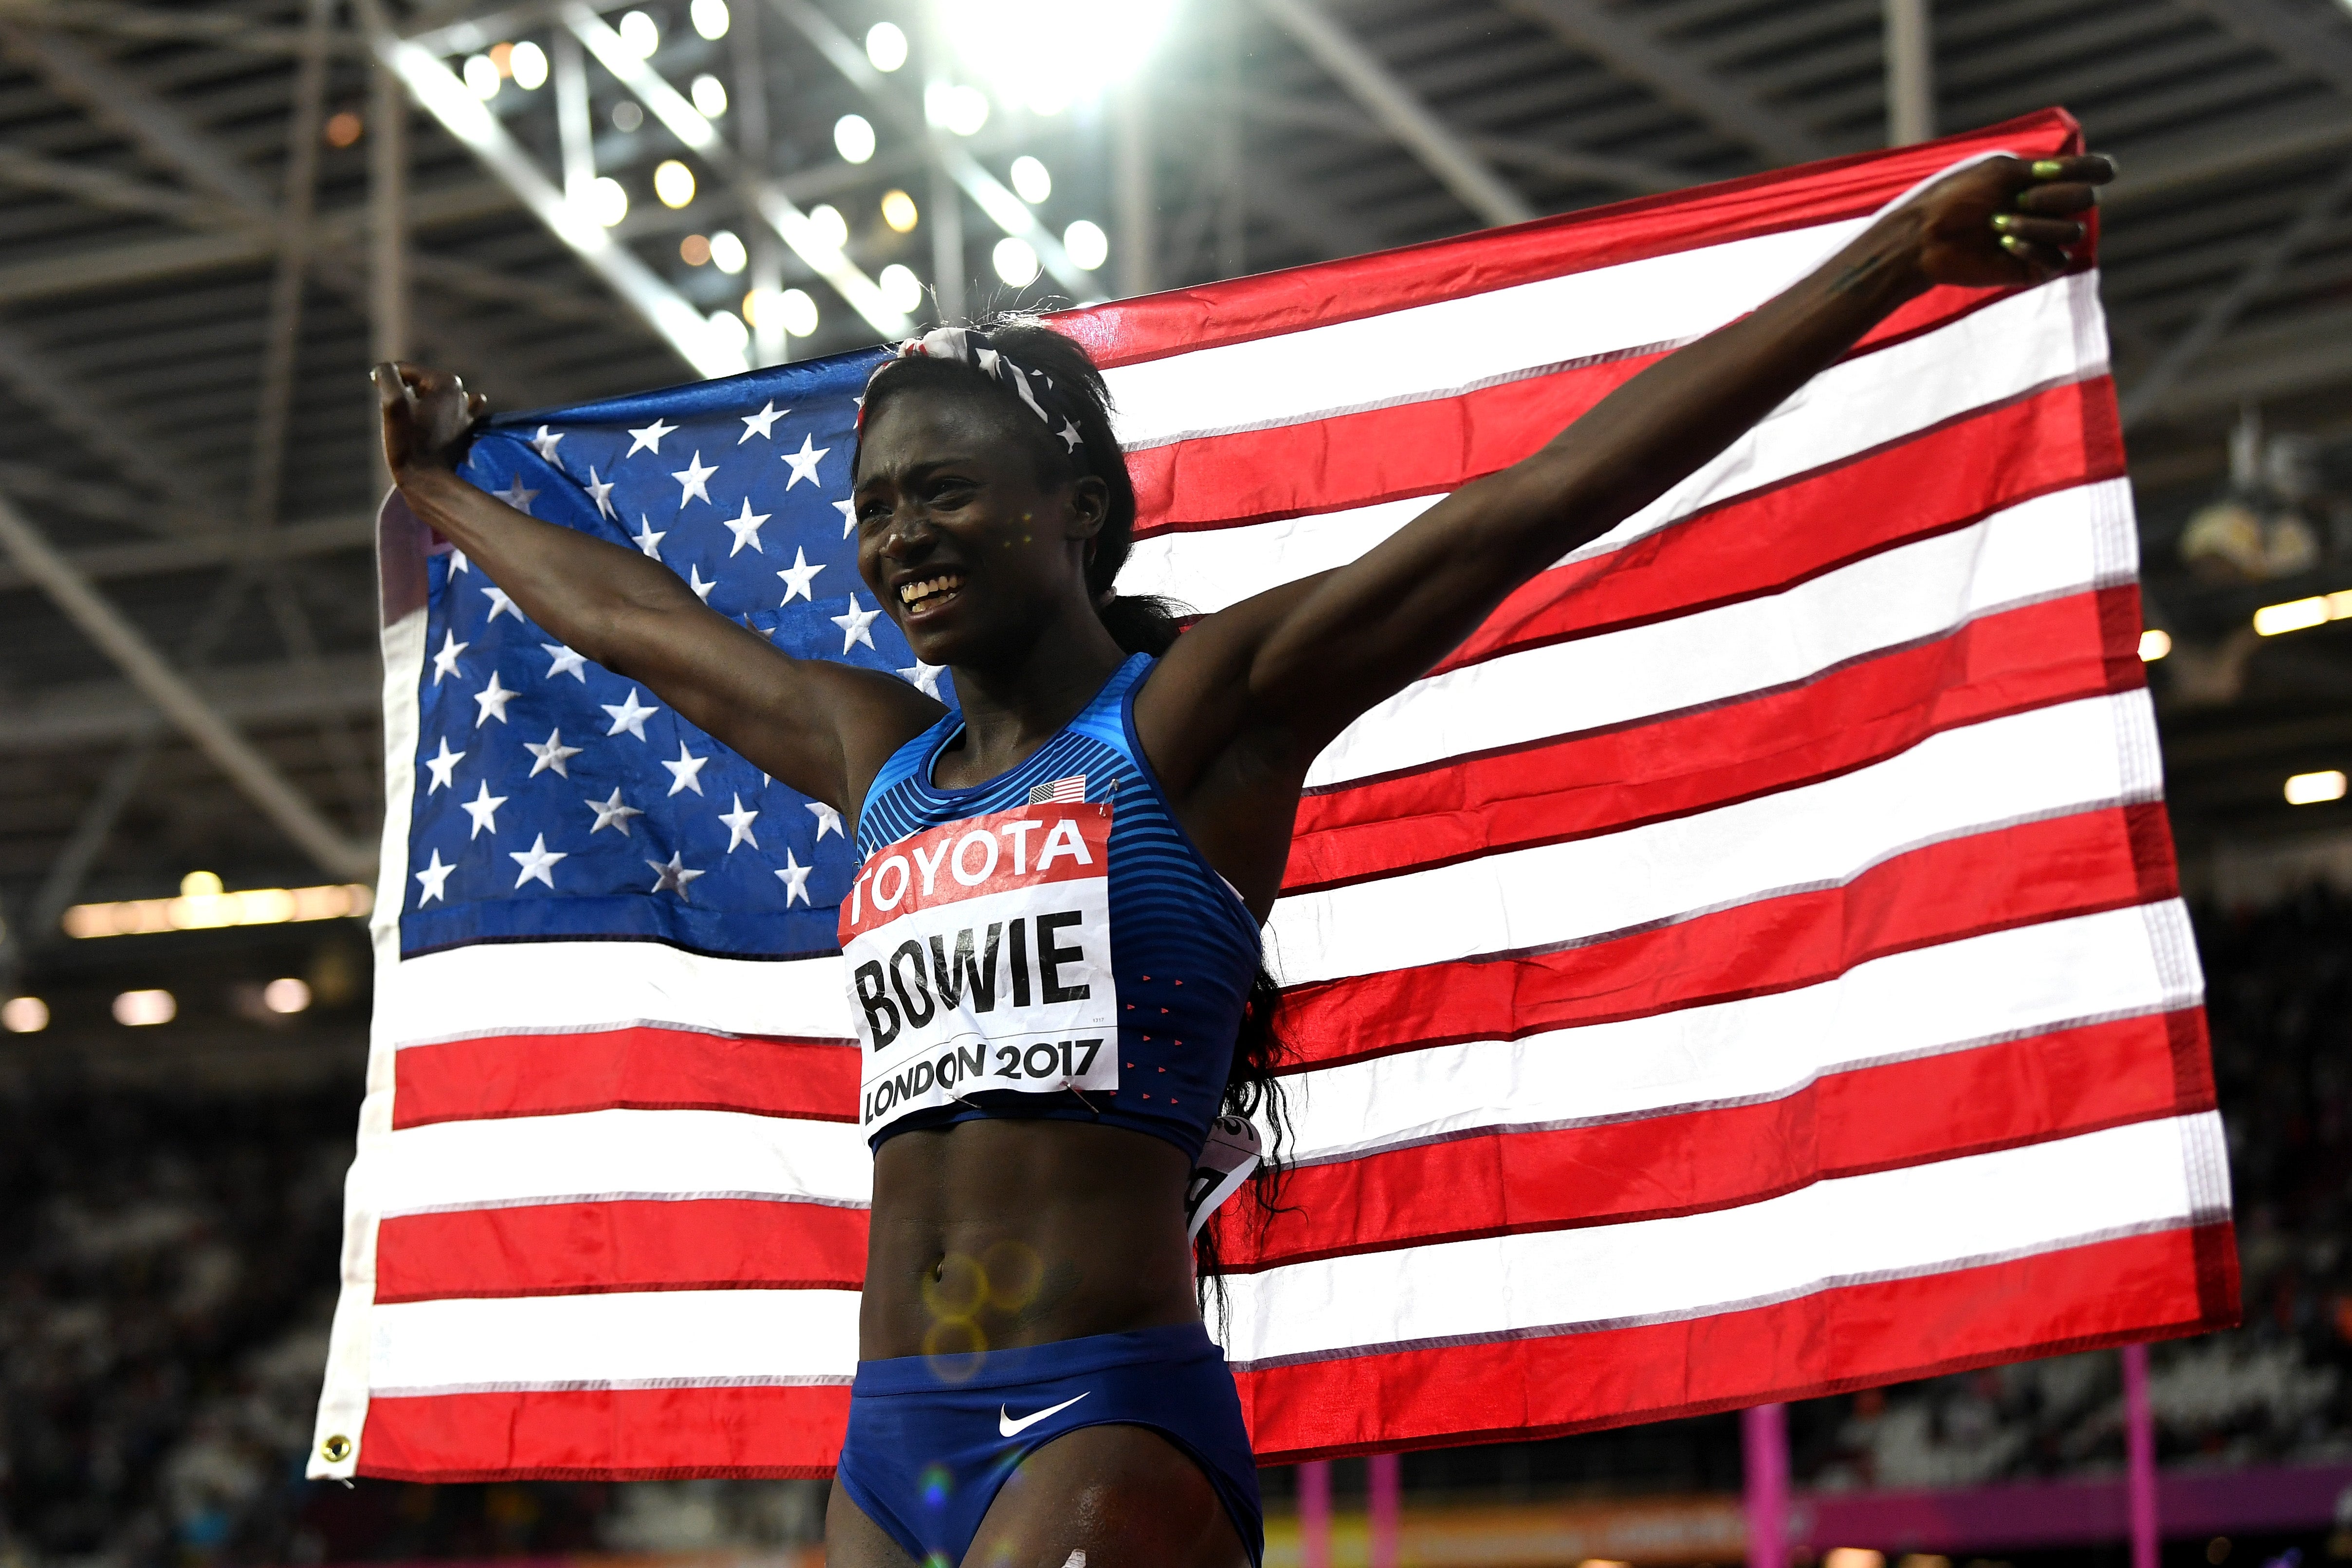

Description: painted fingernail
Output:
[1991,213,2019,233]
[2000,234,2029,256]
[2031,159,2066,179]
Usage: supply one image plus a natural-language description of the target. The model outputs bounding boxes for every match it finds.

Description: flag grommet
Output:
[319,1435,352,1464]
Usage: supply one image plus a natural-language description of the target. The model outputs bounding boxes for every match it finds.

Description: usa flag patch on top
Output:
[1029,775,1085,805]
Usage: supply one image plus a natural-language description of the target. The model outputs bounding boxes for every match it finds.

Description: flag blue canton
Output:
[400,346,947,961]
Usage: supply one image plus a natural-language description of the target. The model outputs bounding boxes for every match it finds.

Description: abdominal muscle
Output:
[860,1117,1203,1361]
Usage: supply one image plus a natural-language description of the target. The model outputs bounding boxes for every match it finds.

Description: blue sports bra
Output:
[843,653,1263,1162]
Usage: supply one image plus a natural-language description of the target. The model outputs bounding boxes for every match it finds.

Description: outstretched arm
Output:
[1141,153,2112,911]
[378,364,939,811]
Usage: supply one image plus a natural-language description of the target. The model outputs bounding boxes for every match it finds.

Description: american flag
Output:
[311,109,2237,1483]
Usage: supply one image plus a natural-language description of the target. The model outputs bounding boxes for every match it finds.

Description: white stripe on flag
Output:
[378,941,854,1045]
[1270,690,2160,986]
[1282,902,2201,1163]
[1220,1112,2226,1367]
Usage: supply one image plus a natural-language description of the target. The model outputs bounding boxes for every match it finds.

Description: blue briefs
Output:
[835,1321,1263,1565]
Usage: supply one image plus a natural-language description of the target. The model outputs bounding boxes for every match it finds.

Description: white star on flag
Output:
[525,727,583,778]
[776,547,825,604]
[584,786,644,836]
[585,466,617,519]
[718,793,760,850]
[739,401,787,442]
[632,517,666,559]
[413,848,456,905]
[782,433,829,489]
[673,451,717,507]
[431,630,467,684]
[530,424,565,465]
[1058,419,1082,452]
[806,800,844,840]
[510,833,567,889]
[831,592,879,652]
[494,476,539,513]
[483,586,520,624]
[424,737,465,792]
[776,849,812,907]
[449,549,471,575]
[626,417,677,456]
[898,660,945,698]
[461,779,507,838]
[646,850,705,899]
[473,671,518,726]
[722,498,772,556]
[688,564,717,602]
[542,644,587,682]
[601,687,659,740]
[835,498,857,537]
[661,740,709,796]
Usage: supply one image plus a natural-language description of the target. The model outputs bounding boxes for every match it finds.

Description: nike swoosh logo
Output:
[999,1391,1089,1438]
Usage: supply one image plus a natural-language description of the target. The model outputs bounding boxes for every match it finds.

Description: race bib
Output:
[840,802,1119,1134]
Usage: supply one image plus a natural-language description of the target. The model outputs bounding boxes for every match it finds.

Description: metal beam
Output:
[372,39,409,369]
[0,491,372,877]
[1884,0,1933,146]
[0,143,214,224]
[0,0,359,56]
[248,0,332,535]
[562,2,910,339]
[2120,160,2352,428]
[7,652,383,750]
[2169,0,2352,101]
[1257,0,1535,227]
[356,0,746,378]
[1115,82,1157,295]
[764,0,1094,298]
[1493,0,1832,168]
[0,513,373,592]
[0,323,214,528]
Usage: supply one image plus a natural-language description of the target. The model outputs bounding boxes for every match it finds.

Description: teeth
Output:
[899,575,963,607]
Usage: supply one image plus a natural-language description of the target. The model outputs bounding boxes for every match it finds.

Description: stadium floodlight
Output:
[1010,155,1051,203]
[690,0,729,40]
[937,0,1179,112]
[509,40,548,89]
[2286,770,2349,805]
[1063,219,1107,270]
[992,236,1041,285]
[866,21,908,71]
[836,113,877,164]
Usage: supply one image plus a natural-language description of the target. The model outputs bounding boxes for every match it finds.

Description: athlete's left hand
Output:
[1898,152,2115,290]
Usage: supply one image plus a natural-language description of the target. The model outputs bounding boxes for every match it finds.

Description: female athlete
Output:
[376,152,2111,1567]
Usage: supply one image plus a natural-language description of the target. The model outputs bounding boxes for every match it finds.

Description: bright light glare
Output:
[691,73,728,118]
[2286,769,2348,806]
[264,978,312,1015]
[709,228,748,273]
[64,881,373,939]
[509,40,548,90]
[1010,155,1051,203]
[879,263,924,314]
[881,189,919,232]
[808,203,849,251]
[113,989,176,1027]
[992,235,1041,286]
[653,159,698,209]
[617,9,660,57]
[779,287,819,337]
[690,0,730,40]
[1063,218,1107,270]
[1823,1553,1885,1568]
[835,112,877,164]
[2138,628,2172,662]
[463,53,500,99]
[2253,589,2352,636]
[938,0,1179,111]
[1,996,48,1033]
[866,21,908,71]
[926,82,990,136]
[707,309,751,353]
[585,175,629,226]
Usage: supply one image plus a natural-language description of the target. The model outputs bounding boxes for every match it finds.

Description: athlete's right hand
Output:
[374,361,489,481]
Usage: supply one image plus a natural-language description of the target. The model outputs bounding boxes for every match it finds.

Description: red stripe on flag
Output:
[357,1383,850,1481]
[393,1028,860,1129]
[374,1199,869,1303]
[1224,1010,2212,1273]
[1280,802,2183,1071]
[1287,586,2143,894]
[1235,1220,2231,1464]
[1432,377,2125,678]
[1057,111,2081,370]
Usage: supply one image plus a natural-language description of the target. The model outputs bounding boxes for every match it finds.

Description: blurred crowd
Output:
[3,891,2350,1565]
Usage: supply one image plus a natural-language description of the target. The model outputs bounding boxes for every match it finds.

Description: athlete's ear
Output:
[1063,473,1110,541]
